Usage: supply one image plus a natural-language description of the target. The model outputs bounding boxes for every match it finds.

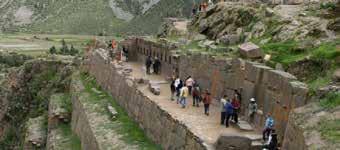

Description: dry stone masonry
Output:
[24,116,46,150]
[118,37,310,147]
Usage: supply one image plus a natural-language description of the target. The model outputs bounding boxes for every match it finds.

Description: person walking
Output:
[231,97,240,124]
[248,98,258,123]
[180,84,189,108]
[174,76,183,104]
[192,83,201,107]
[263,113,274,141]
[170,77,176,101]
[225,99,234,127]
[153,57,161,74]
[203,90,212,116]
[145,56,152,74]
[220,95,228,125]
[185,76,195,95]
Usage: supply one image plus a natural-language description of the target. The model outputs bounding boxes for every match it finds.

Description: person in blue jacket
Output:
[224,99,234,128]
[263,113,275,141]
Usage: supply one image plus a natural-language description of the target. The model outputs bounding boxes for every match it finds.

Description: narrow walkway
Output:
[126,62,262,147]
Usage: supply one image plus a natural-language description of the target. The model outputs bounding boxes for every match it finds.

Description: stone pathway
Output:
[127,62,262,147]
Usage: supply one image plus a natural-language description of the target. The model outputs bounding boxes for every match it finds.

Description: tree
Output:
[49,46,57,54]
[69,45,78,56]
[60,39,69,54]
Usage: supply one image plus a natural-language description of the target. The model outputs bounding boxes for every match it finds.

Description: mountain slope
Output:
[0,0,193,35]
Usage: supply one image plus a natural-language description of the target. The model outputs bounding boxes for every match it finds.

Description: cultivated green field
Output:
[0,34,120,56]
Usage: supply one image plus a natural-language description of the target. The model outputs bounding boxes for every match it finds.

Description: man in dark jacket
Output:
[145,56,152,74]
[153,57,161,74]
[225,99,234,127]
[170,77,176,101]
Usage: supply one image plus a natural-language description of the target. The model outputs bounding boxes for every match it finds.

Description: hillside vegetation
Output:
[0,0,193,35]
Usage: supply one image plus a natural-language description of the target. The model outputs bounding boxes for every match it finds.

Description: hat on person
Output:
[250,98,256,102]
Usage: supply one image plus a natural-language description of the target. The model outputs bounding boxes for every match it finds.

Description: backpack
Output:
[224,102,234,114]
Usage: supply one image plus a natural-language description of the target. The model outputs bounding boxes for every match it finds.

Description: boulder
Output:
[333,69,340,82]
[107,105,118,120]
[328,17,340,32]
[203,40,215,47]
[275,63,284,71]
[149,81,161,95]
[239,42,263,59]
[219,34,240,45]
[193,34,207,41]
[216,134,252,150]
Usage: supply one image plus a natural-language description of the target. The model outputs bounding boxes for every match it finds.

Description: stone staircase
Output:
[231,119,263,150]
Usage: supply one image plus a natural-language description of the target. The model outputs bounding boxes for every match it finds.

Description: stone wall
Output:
[122,38,309,141]
[282,103,340,150]
[70,78,100,150]
[121,38,178,78]
[83,50,207,150]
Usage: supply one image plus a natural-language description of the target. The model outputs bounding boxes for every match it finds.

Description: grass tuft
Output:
[319,119,340,143]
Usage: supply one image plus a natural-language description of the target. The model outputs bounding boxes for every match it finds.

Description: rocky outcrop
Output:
[157,18,189,38]
[190,2,336,44]
[0,59,74,149]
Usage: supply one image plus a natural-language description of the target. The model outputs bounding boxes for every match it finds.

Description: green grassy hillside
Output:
[0,0,193,35]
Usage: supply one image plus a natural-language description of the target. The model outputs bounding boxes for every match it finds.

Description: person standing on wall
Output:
[263,113,275,141]
[203,90,212,116]
[192,83,201,107]
[180,84,189,108]
[153,57,161,74]
[231,96,240,124]
[220,95,228,125]
[225,98,234,127]
[185,76,195,95]
[145,56,152,74]
[248,98,257,123]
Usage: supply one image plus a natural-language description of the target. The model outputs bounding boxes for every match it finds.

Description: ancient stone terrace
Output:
[84,49,262,150]
[84,37,310,149]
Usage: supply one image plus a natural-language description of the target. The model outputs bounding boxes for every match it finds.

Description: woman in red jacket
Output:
[203,90,212,116]
[231,98,240,123]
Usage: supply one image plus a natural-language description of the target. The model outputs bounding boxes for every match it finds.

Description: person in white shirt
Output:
[185,76,195,95]
[220,95,228,125]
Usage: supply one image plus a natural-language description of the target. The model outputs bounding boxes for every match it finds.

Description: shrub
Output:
[320,92,340,109]
[320,2,336,10]
[49,46,57,54]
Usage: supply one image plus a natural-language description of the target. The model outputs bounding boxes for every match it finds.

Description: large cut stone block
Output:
[149,81,161,95]
[289,81,309,108]
[216,134,252,150]
[263,69,297,92]
[239,42,263,58]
